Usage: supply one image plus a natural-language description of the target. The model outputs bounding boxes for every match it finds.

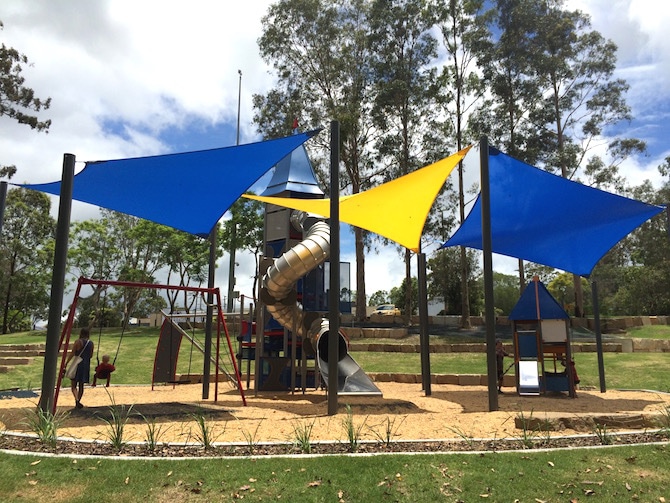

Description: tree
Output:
[162,228,211,313]
[220,198,264,304]
[470,0,556,295]
[0,21,51,178]
[529,0,641,317]
[434,0,491,327]
[369,290,390,306]
[491,272,519,316]
[389,277,418,316]
[69,211,172,327]
[254,0,383,322]
[368,0,442,322]
[427,247,482,315]
[0,188,54,333]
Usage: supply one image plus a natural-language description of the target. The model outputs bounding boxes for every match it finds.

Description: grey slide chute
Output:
[262,211,381,396]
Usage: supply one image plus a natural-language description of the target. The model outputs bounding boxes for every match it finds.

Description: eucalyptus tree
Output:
[254,0,379,321]
[469,0,554,295]
[433,0,491,327]
[427,246,482,315]
[528,0,642,317]
[0,188,54,333]
[219,198,264,304]
[162,228,211,313]
[69,210,172,327]
[367,0,443,320]
[0,21,51,178]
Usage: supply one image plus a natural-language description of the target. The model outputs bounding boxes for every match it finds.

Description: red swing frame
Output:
[53,276,246,413]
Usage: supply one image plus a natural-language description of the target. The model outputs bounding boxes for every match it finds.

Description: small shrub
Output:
[138,412,170,452]
[240,418,264,454]
[98,390,134,450]
[341,404,366,452]
[594,422,613,445]
[188,408,221,450]
[292,419,316,454]
[368,415,407,447]
[22,406,69,447]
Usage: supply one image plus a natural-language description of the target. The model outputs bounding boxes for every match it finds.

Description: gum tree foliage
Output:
[389,277,418,315]
[472,0,642,317]
[68,211,171,327]
[162,227,212,314]
[433,0,491,328]
[0,188,54,333]
[0,21,51,179]
[427,247,482,315]
[254,0,380,321]
[368,290,390,306]
[469,0,559,293]
[367,0,445,323]
[219,198,264,304]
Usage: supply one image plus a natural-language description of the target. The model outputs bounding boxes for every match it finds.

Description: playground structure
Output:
[257,211,381,395]
[509,277,577,398]
[53,276,246,413]
[243,143,381,396]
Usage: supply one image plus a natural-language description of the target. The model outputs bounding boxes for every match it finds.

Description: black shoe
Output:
[75,401,83,409]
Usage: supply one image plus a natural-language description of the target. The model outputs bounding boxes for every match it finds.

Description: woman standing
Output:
[64,328,94,409]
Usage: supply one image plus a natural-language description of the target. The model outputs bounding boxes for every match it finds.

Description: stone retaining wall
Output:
[368,373,516,387]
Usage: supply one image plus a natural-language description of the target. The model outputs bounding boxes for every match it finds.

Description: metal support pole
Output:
[418,251,431,395]
[591,279,606,392]
[39,153,75,413]
[203,226,217,399]
[327,120,340,416]
[480,137,498,411]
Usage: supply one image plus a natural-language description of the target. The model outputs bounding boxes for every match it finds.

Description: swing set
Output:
[53,276,246,414]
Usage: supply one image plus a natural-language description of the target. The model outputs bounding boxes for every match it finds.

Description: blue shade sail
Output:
[19,130,320,237]
[443,147,665,277]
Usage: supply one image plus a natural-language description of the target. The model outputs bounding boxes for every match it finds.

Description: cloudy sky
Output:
[1,0,669,307]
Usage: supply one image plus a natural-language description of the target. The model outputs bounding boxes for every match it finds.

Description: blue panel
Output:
[517,333,538,358]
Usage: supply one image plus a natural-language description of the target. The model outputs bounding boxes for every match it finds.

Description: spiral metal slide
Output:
[262,211,381,396]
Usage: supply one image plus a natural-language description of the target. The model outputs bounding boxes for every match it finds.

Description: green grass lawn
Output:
[624,324,670,339]
[3,327,670,392]
[0,444,668,502]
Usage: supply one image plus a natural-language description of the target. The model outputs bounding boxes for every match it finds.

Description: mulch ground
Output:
[1,382,669,457]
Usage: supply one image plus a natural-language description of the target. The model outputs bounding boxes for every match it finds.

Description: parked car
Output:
[372,304,401,316]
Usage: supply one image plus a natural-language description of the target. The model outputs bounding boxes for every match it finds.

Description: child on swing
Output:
[92,354,116,387]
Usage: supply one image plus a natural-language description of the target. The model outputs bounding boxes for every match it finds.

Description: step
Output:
[0,350,43,357]
[0,357,32,366]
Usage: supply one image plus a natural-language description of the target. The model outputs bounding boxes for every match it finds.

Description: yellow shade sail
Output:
[243,146,472,252]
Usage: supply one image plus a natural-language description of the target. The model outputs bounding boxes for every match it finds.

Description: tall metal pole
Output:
[227,70,242,313]
[418,250,431,395]
[39,154,75,413]
[203,226,216,399]
[480,137,499,411]
[328,120,340,416]
[591,279,606,392]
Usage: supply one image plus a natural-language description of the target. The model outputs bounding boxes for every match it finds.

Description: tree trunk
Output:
[354,227,367,322]
[518,259,526,295]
